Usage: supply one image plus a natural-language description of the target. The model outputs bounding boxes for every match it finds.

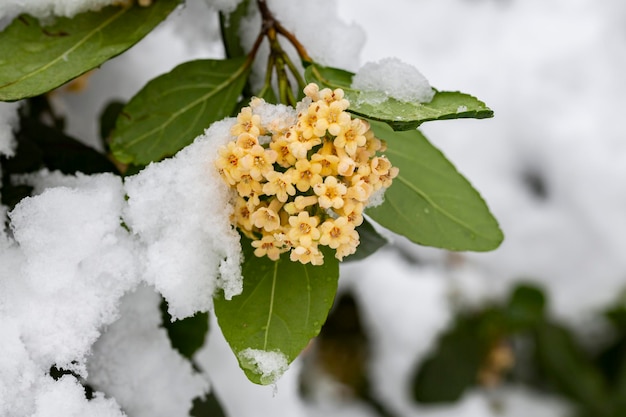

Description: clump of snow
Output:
[0,0,119,20]
[250,97,297,134]
[351,57,435,104]
[123,119,242,320]
[0,102,19,157]
[5,173,138,373]
[87,286,209,417]
[238,348,289,385]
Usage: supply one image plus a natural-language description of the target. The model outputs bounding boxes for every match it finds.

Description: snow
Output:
[124,119,243,319]
[238,348,289,385]
[87,286,209,417]
[0,102,19,157]
[351,57,435,104]
[0,0,119,20]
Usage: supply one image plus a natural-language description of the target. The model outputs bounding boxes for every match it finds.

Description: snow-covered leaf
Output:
[110,58,250,165]
[0,1,180,101]
[304,63,493,130]
[214,236,339,385]
[366,121,503,251]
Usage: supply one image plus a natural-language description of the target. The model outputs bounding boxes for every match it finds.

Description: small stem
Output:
[274,21,312,63]
[257,52,276,99]
[247,29,266,64]
[281,49,306,91]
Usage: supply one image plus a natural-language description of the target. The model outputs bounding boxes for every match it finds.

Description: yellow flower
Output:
[231,107,263,137]
[290,245,324,265]
[297,102,329,139]
[335,230,360,261]
[338,199,365,226]
[252,234,287,261]
[311,152,339,177]
[240,145,278,181]
[335,147,356,177]
[345,177,373,202]
[269,135,296,168]
[371,156,392,176]
[263,171,296,203]
[232,197,254,232]
[236,132,259,150]
[334,118,369,157]
[303,83,321,101]
[291,159,323,192]
[251,198,283,232]
[326,101,351,136]
[313,176,348,209]
[236,174,263,199]
[285,127,321,160]
[288,211,321,248]
[215,142,246,185]
[319,217,355,249]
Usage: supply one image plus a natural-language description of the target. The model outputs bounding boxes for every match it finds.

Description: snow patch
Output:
[352,57,435,104]
[238,348,289,385]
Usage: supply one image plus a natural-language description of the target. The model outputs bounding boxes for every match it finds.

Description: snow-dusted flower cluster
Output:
[215,83,398,265]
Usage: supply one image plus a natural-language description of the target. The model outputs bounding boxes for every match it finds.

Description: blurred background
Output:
[46,0,626,416]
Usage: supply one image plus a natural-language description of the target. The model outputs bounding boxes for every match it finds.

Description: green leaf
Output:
[504,284,546,330]
[366,121,503,251]
[219,0,251,59]
[412,314,492,403]
[0,1,180,101]
[191,391,227,417]
[99,100,125,143]
[534,322,611,416]
[304,64,493,130]
[160,298,209,360]
[109,58,250,165]
[214,236,339,385]
[343,218,387,262]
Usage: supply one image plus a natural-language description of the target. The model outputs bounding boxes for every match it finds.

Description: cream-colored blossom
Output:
[231,106,263,137]
[334,118,369,157]
[313,176,347,209]
[288,211,321,248]
[252,234,287,261]
[291,159,323,192]
[263,171,296,202]
[319,217,355,249]
[240,145,278,181]
[290,245,324,265]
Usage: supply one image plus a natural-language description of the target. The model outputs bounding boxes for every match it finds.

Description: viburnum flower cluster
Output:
[215,83,398,265]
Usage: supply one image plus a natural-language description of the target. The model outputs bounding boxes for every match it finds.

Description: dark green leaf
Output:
[19,118,119,175]
[505,284,546,330]
[99,100,125,143]
[412,314,492,403]
[160,299,209,360]
[343,218,387,262]
[191,391,227,417]
[219,0,251,59]
[305,64,493,130]
[110,58,250,165]
[366,121,503,251]
[214,236,339,385]
[0,1,180,101]
[534,322,611,416]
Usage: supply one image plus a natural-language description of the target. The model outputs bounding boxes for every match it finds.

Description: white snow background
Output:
[1,0,625,416]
